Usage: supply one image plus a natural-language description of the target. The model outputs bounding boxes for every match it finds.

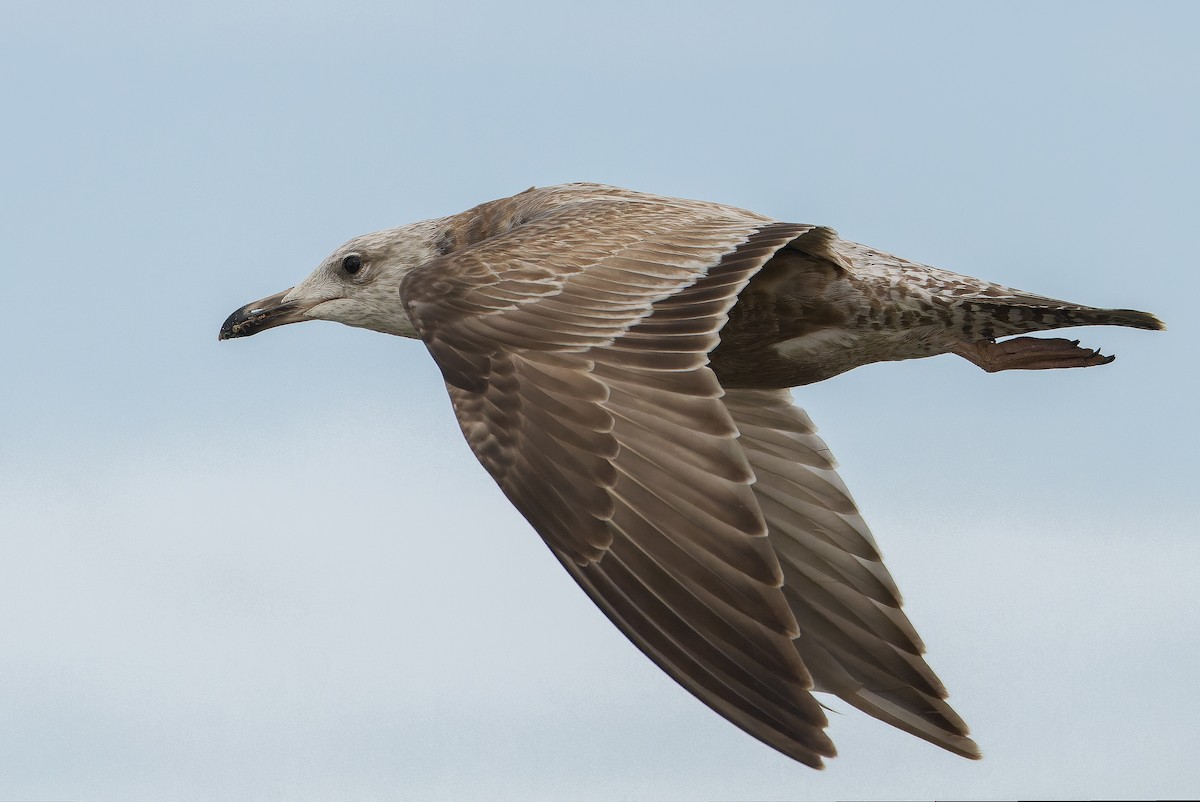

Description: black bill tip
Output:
[218,288,301,340]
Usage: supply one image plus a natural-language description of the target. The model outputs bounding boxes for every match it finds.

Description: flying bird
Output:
[220,183,1162,768]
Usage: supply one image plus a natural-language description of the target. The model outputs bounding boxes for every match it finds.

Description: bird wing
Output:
[402,195,845,766]
[721,388,980,759]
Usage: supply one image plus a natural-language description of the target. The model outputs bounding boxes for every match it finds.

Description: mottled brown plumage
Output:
[220,183,1162,769]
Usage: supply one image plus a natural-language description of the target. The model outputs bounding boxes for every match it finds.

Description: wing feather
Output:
[722,388,981,759]
[404,193,837,764]
[403,186,977,764]
[567,555,834,767]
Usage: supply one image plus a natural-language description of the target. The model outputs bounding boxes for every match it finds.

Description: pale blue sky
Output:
[2,1,1197,799]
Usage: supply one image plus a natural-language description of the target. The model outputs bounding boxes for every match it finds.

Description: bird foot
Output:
[954,336,1116,373]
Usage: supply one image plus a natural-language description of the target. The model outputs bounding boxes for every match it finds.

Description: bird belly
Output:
[709,322,949,390]
[771,325,948,384]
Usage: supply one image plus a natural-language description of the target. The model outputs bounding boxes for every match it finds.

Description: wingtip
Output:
[788,741,836,770]
[954,733,984,760]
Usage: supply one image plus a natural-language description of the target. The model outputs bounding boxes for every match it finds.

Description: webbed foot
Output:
[953,336,1116,373]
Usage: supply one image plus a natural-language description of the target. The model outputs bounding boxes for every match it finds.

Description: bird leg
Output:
[952,336,1116,373]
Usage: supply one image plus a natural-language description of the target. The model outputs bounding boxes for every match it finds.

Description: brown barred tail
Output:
[1078,308,1166,331]
[961,302,1165,339]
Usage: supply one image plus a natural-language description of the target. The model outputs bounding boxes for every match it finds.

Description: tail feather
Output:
[1070,307,1165,331]
[962,301,1164,339]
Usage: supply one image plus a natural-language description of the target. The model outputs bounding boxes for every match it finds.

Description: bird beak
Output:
[219,288,308,340]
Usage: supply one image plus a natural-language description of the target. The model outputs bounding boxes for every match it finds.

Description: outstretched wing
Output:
[402,193,843,766]
[722,388,980,759]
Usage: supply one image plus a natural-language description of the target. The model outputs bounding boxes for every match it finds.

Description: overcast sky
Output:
[2,1,1197,800]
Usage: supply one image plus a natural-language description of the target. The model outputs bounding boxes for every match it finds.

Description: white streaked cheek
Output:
[305,297,357,322]
[307,297,420,339]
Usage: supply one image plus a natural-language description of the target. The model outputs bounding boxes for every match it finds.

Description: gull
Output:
[220,183,1162,768]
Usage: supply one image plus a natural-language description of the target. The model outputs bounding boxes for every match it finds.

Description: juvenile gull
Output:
[220,183,1162,768]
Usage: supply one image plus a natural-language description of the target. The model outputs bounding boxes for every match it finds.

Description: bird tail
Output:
[960,300,1165,340]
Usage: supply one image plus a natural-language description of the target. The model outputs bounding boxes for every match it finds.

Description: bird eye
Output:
[342,254,363,275]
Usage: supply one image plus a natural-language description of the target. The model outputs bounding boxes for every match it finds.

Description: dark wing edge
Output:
[722,388,982,760]
[408,202,845,767]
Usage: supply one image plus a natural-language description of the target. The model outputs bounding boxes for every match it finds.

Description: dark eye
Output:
[341,254,363,275]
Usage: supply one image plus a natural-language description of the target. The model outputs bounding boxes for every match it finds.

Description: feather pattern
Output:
[408,209,845,766]
[224,182,1162,768]
[722,388,980,758]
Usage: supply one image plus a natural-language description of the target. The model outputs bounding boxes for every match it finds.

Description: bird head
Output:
[219,222,442,342]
